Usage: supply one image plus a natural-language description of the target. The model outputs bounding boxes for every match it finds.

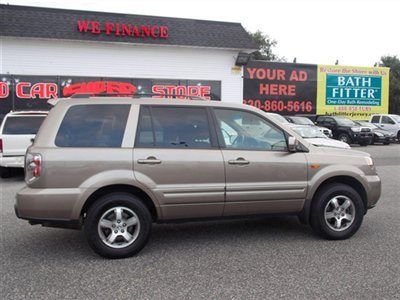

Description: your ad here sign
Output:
[244,61,389,119]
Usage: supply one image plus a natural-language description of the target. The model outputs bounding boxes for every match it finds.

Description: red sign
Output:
[77,20,169,39]
[63,81,137,97]
[152,85,212,100]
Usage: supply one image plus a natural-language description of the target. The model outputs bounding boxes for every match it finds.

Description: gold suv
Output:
[15,98,381,258]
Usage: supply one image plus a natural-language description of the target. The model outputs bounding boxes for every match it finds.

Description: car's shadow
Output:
[7,216,315,261]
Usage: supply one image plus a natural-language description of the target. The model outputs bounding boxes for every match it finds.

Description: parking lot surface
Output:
[1,144,400,299]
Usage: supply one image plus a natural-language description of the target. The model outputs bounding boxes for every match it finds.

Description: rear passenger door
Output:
[133,105,225,220]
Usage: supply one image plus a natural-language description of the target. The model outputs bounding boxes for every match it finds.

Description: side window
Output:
[55,104,130,147]
[136,106,212,149]
[371,115,380,123]
[214,109,287,151]
[136,107,154,147]
[381,116,394,124]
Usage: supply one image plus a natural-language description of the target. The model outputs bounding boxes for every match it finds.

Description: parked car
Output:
[289,125,350,149]
[15,97,381,258]
[370,114,400,143]
[355,121,396,145]
[315,116,373,146]
[0,111,48,178]
[285,116,332,137]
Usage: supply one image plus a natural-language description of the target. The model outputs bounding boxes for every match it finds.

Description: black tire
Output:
[338,133,352,145]
[383,141,390,145]
[84,193,152,259]
[0,167,12,178]
[310,183,364,240]
[359,142,369,146]
[397,131,400,144]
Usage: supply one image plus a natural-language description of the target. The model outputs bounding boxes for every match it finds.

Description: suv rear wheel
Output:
[310,183,364,240]
[84,193,152,258]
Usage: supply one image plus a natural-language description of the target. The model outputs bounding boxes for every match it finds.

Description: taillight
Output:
[25,152,42,183]
[0,138,2,153]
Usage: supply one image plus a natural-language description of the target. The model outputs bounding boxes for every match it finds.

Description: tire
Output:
[359,142,369,146]
[383,141,390,145]
[310,183,364,240]
[0,167,12,178]
[398,132,400,144]
[338,133,352,145]
[84,193,152,259]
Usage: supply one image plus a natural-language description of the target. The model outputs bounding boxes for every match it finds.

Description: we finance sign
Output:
[326,74,382,106]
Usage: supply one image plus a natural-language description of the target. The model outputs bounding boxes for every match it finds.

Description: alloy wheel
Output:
[324,195,355,232]
[97,206,140,248]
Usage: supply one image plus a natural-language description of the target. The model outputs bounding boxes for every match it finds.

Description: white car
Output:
[0,111,48,178]
[289,125,351,149]
[284,116,333,137]
[370,114,400,142]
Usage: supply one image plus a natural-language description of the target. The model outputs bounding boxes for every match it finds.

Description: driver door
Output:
[212,108,308,216]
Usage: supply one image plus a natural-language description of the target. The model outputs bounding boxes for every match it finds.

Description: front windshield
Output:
[292,117,314,125]
[390,115,400,123]
[336,117,356,126]
[357,121,377,129]
[292,126,327,138]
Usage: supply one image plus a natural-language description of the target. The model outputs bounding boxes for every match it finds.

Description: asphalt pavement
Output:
[1,144,399,299]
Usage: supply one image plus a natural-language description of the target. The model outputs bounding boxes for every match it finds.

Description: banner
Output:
[0,75,221,119]
[243,61,317,115]
[243,61,389,119]
[316,65,389,119]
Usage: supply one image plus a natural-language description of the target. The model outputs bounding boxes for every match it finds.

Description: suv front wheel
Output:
[84,193,152,258]
[310,183,364,240]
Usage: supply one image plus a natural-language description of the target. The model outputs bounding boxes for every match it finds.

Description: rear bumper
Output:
[0,155,24,168]
[14,204,81,229]
[15,186,83,222]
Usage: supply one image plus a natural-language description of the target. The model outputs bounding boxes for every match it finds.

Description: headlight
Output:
[375,132,384,137]
[351,127,362,132]
[365,157,374,167]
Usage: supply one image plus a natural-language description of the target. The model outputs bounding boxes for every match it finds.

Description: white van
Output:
[0,111,48,178]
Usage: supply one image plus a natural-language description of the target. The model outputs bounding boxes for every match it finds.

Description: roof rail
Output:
[69,93,207,100]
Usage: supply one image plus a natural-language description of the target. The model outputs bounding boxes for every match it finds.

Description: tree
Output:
[380,55,400,114]
[248,30,284,62]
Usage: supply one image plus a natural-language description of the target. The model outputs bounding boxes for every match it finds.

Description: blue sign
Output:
[326,74,382,106]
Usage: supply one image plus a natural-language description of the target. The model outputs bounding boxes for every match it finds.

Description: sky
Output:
[3,0,399,66]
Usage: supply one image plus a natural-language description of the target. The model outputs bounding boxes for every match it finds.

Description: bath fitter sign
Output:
[326,74,382,106]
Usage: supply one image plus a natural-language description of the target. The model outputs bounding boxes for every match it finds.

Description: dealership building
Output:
[0,4,258,115]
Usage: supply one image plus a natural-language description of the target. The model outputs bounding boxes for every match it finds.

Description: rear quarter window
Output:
[2,116,46,135]
[55,104,130,147]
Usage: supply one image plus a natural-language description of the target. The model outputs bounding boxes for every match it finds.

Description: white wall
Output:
[0,37,244,103]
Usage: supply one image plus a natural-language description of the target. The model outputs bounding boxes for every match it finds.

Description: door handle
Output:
[228,158,249,165]
[137,156,162,164]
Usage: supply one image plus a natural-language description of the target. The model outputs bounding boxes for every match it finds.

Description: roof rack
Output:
[69,93,207,100]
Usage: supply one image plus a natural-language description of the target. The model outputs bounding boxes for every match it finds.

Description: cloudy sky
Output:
[4,0,399,66]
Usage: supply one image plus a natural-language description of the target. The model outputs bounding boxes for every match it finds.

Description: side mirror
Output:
[287,136,298,152]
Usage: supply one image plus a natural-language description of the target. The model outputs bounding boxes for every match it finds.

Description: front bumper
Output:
[0,155,24,168]
[374,135,396,144]
[364,175,381,209]
[352,133,373,143]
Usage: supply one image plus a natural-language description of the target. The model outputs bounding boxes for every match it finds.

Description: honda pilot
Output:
[15,98,381,258]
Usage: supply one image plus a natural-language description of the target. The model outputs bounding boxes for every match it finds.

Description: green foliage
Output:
[380,55,400,114]
[248,30,284,62]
